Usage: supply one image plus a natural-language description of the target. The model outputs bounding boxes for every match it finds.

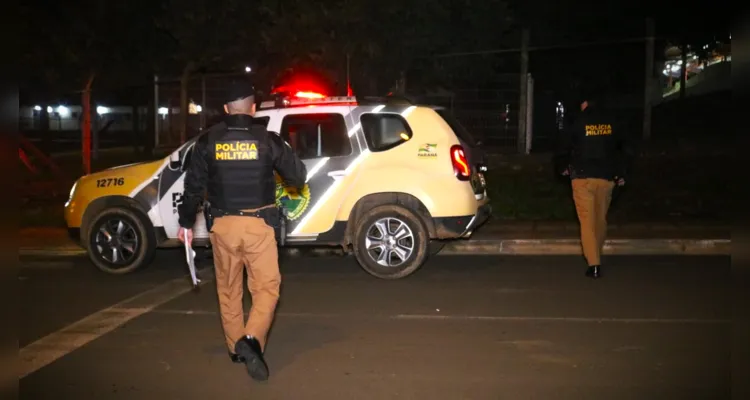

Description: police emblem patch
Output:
[274,173,311,221]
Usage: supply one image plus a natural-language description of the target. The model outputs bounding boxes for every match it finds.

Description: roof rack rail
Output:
[358,94,417,106]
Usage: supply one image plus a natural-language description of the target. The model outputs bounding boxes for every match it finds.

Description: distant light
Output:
[244,66,252,73]
[196,105,202,112]
[47,106,53,113]
[96,106,110,115]
[33,105,41,111]
[158,107,168,115]
[56,105,70,117]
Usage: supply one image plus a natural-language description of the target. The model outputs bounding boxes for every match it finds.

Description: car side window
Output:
[280,113,352,160]
[253,116,270,128]
[360,113,413,152]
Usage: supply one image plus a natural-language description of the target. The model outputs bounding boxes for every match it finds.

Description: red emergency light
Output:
[294,91,326,99]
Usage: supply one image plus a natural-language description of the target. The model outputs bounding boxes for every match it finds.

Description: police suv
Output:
[64,94,492,279]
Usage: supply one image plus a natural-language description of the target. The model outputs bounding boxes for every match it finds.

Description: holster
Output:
[210,205,288,246]
[203,202,214,232]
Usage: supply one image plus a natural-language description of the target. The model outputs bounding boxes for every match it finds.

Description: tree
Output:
[18,0,168,173]
[153,0,265,143]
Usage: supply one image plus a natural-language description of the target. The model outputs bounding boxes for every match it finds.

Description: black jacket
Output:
[178,114,307,228]
[554,105,633,181]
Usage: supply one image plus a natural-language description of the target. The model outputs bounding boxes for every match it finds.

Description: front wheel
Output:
[85,207,157,274]
[352,205,429,279]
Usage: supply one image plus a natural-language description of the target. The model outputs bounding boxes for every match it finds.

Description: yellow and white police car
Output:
[64,93,491,279]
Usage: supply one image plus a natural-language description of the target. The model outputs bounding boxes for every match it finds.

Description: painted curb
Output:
[19,238,730,258]
[439,238,731,256]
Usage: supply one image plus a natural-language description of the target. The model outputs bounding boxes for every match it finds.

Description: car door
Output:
[268,107,361,242]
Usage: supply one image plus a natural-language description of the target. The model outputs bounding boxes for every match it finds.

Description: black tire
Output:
[85,206,157,275]
[352,205,429,279]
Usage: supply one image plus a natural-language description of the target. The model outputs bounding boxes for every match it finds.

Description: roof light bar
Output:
[259,95,358,110]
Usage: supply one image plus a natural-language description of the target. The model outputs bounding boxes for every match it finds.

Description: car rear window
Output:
[360,113,413,152]
[435,109,477,146]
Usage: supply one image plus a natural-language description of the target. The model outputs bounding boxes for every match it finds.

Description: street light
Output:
[245,66,252,73]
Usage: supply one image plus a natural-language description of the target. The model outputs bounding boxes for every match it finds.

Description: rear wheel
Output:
[86,207,156,274]
[352,205,429,279]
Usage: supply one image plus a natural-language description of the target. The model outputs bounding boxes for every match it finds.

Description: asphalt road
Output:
[19,251,730,399]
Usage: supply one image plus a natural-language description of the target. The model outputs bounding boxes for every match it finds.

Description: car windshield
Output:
[435,109,477,146]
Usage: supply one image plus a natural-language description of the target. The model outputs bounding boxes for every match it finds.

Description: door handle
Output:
[327,170,346,178]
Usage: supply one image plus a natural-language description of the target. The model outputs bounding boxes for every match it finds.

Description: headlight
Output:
[65,181,78,207]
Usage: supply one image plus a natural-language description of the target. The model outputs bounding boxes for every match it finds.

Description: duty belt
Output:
[213,208,264,218]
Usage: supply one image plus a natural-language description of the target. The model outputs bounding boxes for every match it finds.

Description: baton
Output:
[183,230,201,288]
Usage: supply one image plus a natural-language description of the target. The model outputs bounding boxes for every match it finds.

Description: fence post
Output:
[518,28,530,154]
[643,17,655,141]
[525,73,534,154]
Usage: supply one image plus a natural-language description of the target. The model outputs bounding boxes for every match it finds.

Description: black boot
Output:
[585,265,601,279]
[234,336,269,381]
[229,352,245,363]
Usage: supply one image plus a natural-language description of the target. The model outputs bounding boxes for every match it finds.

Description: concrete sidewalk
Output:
[19,220,731,257]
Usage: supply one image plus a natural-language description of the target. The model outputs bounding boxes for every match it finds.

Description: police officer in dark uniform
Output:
[177,79,307,380]
[555,92,633,279]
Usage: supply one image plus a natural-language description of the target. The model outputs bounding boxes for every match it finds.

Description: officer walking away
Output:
[177,79,307,380]
[554,91,633,279]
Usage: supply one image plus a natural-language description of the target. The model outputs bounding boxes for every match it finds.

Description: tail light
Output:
[450,145,471,181]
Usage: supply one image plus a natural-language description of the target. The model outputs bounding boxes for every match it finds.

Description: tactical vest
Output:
[569,108,620,180]
[202,121,277,211]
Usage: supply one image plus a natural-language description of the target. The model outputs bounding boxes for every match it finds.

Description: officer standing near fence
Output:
[177,79,307,380]
[555,91,633,279]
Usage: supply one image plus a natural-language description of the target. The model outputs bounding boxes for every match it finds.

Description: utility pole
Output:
[517,28,530,155]
[200,74,206,129]
[154,74,160,148]
[643,17,655,141]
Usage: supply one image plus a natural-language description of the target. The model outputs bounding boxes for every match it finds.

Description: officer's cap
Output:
[225,79,256,104]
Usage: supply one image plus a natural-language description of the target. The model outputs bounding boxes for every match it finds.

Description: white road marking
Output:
[18,273,214,379]
[142,309,729,325]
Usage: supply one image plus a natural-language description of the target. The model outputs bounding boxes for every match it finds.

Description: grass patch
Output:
[22,147,172,186]
[485,169,576,220]
[21,148,173,228]
[22,201,67,228]
[483,152,736,223]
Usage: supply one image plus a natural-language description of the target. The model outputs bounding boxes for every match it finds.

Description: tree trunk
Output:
[179,62,195,144]
[81,73,95,175]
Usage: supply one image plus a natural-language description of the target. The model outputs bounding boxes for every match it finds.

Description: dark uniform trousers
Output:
[571,178,615,266]
[209,204,280,353]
